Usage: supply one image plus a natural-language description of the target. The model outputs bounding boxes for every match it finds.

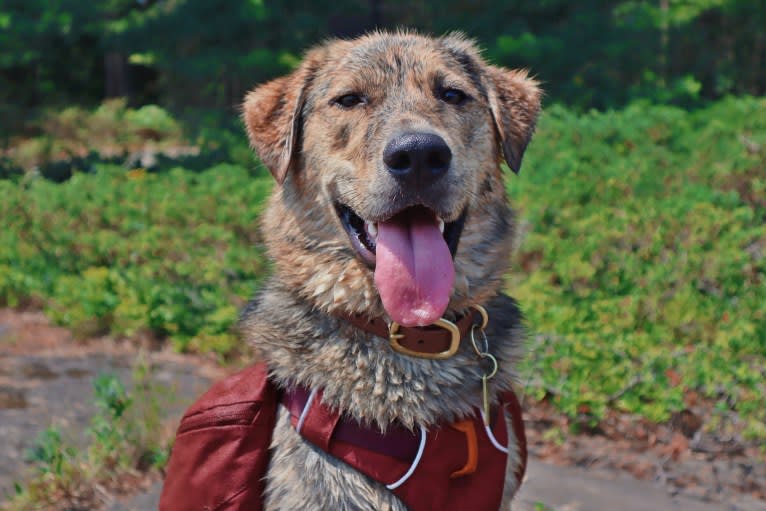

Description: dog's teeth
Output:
[437,218,445,233]
[366,221,378,239]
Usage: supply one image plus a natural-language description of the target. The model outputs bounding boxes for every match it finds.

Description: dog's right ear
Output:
[242,55,319,184]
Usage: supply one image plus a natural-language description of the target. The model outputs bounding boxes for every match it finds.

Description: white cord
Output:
[295,388,318,434]
[480,409,509,454]
[386,425,427,490]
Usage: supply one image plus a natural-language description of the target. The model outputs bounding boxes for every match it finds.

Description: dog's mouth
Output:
[334,203,467,266]
[335,202,467,327]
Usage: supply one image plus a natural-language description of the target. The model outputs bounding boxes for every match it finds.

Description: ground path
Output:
[105,461,766,511]
[0,310,224,500]
[2,310,764,511]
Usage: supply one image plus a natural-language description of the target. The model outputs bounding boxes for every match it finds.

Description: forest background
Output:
[0,1,764,508]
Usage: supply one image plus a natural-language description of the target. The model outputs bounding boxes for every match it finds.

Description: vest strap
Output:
[286,387,339,451]
[283,386,421,460]
[283,384,527,491]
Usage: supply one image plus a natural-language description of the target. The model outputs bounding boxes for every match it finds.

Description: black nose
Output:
[383,132,452,186]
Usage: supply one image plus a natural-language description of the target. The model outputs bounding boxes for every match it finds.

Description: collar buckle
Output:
[389,318,461,360]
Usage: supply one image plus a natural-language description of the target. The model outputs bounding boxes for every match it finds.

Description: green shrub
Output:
[510,96,766,434]
[124,105,181,139]
[0,163,271,354]
[25,428,76,480]
[7,100,186,169]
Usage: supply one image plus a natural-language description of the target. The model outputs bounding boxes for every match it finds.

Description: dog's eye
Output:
[334,94,365,108]
[440,88,467,105]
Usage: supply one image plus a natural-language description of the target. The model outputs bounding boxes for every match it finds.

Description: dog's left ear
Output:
[485,66,542,174]
[242,53,320,184]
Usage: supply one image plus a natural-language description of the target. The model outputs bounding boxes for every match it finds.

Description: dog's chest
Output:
[264,408,408,511]
[263,404,521,511]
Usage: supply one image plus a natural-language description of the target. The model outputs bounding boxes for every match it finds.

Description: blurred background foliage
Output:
[0,1,764,439]
[1,0,764,118]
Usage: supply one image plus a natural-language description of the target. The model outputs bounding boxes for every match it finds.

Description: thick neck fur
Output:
[239,279,524,430]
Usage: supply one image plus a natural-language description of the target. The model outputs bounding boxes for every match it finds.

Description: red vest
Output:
[160,363,526,511]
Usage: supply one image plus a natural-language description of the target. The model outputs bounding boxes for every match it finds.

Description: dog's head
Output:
[243,31,541,326]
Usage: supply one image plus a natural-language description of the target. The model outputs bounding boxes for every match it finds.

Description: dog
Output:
[160,30,541,510]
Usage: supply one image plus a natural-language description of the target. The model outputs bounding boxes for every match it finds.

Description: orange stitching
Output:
[449,419,478,478]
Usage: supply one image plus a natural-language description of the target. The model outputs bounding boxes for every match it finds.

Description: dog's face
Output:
[244,32,541,326]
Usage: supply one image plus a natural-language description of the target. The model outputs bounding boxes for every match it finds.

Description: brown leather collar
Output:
[338,307,485,358]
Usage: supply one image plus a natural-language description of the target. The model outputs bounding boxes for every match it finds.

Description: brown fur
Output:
[240,30,541,510]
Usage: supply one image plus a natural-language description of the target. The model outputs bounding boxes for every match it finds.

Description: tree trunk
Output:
[659,0,669,89]
[105,52,130,98]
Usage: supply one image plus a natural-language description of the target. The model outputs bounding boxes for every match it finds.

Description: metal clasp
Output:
[472,304,489,330]
[469,304,497,425]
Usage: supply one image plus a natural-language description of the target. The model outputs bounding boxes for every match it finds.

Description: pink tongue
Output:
[374,208,455,327]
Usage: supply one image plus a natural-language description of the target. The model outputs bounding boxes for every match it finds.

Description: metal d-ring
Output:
[481,352,499,380]
[472,304,489,330]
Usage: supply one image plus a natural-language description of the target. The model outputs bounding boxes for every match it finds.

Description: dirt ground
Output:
[1,309,765,510]
[0,310,224,500]
[522,395,766,509]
